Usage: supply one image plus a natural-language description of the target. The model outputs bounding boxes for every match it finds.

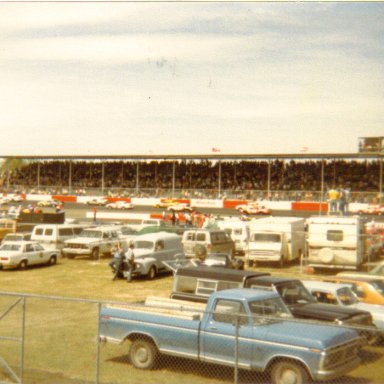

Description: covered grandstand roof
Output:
[1,153,383,161]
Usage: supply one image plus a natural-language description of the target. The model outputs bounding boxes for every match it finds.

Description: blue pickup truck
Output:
[99,289,363,383]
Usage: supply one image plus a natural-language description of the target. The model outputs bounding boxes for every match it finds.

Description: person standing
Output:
[111,243,124,281]
[125,243,135,283]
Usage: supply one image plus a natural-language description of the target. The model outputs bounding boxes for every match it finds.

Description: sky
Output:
[0,2,383,156]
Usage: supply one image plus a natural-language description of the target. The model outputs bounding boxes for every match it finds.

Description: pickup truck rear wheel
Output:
[129,339,158,370]
[270,360,309,384]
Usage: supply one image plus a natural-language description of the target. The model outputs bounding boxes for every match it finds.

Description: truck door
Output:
[200,299,255,368]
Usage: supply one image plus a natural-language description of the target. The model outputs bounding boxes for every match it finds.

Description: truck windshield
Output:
[276,282,316,306]
[336,287,359,305]
[81,230,102,238]
[248,298,291,319]
[251,233,281,242]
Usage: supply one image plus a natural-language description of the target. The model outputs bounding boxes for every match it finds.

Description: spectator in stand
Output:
[327,187,339,214]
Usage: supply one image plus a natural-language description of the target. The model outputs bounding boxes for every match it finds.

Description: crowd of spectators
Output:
[1,159,382,202]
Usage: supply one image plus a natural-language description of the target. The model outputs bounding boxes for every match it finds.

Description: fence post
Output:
[95,302,101,384]
[20,296,26,384]
[234,316,239,384]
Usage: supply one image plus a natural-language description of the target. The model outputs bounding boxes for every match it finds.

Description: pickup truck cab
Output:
[99,289,362,383]
[170,267,376,343]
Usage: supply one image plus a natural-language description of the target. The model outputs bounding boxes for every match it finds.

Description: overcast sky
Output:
[0,2,383,156]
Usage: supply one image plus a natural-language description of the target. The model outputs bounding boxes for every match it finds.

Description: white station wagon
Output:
[0,241,60,270]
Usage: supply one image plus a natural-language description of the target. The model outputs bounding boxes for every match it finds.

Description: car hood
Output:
[264,320,360,350]
[133,249,154,259]
[290,303,371,322]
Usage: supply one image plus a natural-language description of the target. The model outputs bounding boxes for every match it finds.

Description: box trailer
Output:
[246,217,305,266]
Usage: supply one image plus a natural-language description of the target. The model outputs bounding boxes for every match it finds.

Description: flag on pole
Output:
[300,146,309,153]
[212,147,221,153]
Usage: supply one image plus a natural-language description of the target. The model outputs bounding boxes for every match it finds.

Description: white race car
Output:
[235,202,271,215]
[106,201,134,210]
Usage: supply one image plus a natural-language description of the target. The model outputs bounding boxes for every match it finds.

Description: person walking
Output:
[125,243,135,283]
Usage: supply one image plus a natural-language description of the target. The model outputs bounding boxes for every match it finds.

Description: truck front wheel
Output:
[270,360,309,384]
[129,339,158,370]
[148,266,156,280]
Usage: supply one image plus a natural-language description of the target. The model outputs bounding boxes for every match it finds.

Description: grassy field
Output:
[0,258,383,383]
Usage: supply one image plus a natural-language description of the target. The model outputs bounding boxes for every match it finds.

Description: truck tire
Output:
[148,266,156,280]
[91,248,99,260]
[270,360,309,384]
[129,339,159,370]
[319,248,333,264]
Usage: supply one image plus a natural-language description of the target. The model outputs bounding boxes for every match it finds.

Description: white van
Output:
[31,224,85,252]
[216,220,249,255]
[133,232,183,279]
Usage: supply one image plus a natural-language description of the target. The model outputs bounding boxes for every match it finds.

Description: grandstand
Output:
[0,153,383,204]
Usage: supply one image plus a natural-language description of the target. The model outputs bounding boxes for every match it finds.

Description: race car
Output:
[166,203,193,212]
[86,197,109,206]
[357,204,384,215]
[235,202,271,215]
[37,199,61,208]
[105,201,134,210]
[154,199,178,209]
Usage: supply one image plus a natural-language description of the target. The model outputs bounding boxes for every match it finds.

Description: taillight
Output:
[0,257,9,261]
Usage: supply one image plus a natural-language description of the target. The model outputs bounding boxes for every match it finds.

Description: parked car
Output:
[31,224,85,252]
[0,241,60,270]
[132,232,184,279]
[105,201,134,210]
[336,262,384,281]
[182,229,235,258]
[235,202,271,215]
[1,232,31,244]
[323,276,384,305]
[303,280,384,337]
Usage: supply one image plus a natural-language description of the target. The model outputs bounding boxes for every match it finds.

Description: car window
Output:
[26,244,34,252]
[35,228,44,236]
[186,232,195,241]
[45,229,53,236]
[196,233,206,241]
[34,244,45,251]
[59,228,74,236]
[212,299,246,325]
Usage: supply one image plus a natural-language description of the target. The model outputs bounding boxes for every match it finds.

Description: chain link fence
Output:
[0,292,384,384]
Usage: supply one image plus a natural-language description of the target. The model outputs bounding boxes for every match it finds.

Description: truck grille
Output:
[323,339,361,370]
[66,243,87,249]
[248,250,276,256]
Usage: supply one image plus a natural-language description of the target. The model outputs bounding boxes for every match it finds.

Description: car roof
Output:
[210,288,280,301]
[302,280,351,292]
[175,266,269,281]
